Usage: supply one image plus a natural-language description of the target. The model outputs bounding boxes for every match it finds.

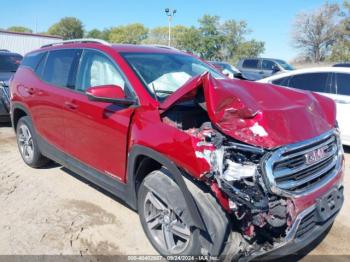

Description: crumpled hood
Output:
[160,73,336,149]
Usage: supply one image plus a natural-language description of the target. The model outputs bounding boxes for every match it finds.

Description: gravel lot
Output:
[0,123,349,261]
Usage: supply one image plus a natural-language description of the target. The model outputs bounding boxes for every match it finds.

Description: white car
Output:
[258,67,350,146]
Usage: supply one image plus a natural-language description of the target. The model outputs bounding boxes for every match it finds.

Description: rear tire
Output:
[16,116,49,168]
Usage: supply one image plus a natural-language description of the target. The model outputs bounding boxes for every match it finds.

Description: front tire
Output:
[138,168,241,259]
[16,116,48,168]
[138,169,201,256]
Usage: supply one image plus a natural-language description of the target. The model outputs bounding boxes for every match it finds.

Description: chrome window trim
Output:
[262,129,342,198]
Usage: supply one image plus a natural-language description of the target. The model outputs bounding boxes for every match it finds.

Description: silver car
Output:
[237,58,294,80]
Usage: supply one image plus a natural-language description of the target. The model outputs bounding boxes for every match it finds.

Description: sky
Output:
[0,0,344,61]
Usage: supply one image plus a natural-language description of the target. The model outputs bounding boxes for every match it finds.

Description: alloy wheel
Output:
[18,124,34,163]
[143,191,191,254]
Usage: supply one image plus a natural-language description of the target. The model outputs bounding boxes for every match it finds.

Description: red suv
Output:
[10,39,345,260]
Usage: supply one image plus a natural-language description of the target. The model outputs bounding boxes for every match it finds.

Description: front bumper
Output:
[240,186,344,262]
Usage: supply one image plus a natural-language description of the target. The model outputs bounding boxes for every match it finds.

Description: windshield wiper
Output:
[153,90,174,94]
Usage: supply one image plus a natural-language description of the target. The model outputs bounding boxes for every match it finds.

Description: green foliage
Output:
[48,17,84,39]
[109,23,148,44]
[7,26,33,33]
[38,14,264,63]
[143,15,264,63]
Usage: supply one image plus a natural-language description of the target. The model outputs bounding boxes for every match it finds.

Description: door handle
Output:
[64,101,78,110]
[24,86,35,95]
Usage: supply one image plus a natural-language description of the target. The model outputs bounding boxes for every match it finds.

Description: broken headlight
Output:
[214,141,269,212]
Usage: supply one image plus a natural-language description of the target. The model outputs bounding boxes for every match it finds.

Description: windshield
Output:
[0,54,22,72]
[121,52,223,98]
[275,59,294,70]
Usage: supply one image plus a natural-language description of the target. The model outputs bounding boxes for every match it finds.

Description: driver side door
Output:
[63,49,135,182]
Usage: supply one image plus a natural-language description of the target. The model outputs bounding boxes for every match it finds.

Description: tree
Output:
[197,15,224,60]
[85,29,110,41]
[142,26,168,45]
[7,26,32,33]
[48,17,84,39]
[143,25,201,52]
[329,0,350,61]
[175,26,202,53]
[221,20,264,63]
[292,3,340,62]
[109,23,148,44]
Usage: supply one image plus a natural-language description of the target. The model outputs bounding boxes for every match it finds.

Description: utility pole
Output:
[165,8,176,46]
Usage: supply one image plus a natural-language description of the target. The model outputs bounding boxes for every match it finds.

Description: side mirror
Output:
[86,85,136,106]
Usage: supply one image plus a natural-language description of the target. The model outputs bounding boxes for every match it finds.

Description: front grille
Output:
[295,209,316,239]
[264,130,340,195]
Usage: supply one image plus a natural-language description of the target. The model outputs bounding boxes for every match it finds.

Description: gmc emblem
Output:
[305,146,327,165]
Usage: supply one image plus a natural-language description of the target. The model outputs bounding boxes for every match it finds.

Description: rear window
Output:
[42,49,81,88]
[336,73,350,96]
[242,59,259,69]
[0,54,22,72]
[21,52,46,71]
[288,73,329,93]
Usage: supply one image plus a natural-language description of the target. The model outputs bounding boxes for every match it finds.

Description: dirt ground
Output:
[0,123,349,261]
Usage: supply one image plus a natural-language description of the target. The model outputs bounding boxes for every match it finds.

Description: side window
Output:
[35,52,48,77]
[272,76,290,86]
[336,73,350,96]
[76,50,125,92]
[242,59,259,69]
[288,73,329,93]
[21,52,45,71]
[262,60,276,70]
[42,49,81,88]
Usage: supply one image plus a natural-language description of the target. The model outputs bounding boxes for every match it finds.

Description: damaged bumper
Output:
[241,186,344,261]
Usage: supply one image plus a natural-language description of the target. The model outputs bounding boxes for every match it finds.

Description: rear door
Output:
[261,59,278,78]
[334,73,350,144]
[26,49,81,151]
[241,59,261,80]
[63,49,135,181]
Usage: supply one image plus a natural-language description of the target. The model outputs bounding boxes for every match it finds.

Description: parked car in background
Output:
[0,50,22,122]
[11,39,344,260]
[333,63,350,68]
[209,61,241,79]
[258,67,350,146]
[237,58,294,80]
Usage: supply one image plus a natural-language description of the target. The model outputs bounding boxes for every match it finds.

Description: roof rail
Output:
[41,38,111,48]
[144,44,179,51]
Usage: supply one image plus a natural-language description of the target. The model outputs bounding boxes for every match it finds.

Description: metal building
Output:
[0,30,62,55]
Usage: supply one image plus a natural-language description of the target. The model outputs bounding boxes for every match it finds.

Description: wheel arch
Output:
[11,103,30,131]
[127,145,206,231]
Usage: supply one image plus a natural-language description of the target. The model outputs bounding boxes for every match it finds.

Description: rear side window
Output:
[242,59,259,69]
[42,49,81,88]
[21,52,46,71]
[336,73,350,96]
[288,73,329,93]
[262,60,277,70]
[272,76,290,86]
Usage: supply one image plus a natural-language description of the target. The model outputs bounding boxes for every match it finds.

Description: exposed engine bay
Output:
[162,100,296,254]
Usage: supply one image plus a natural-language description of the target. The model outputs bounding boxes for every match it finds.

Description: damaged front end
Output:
[159,73,343,258]
[185,123,294,253]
